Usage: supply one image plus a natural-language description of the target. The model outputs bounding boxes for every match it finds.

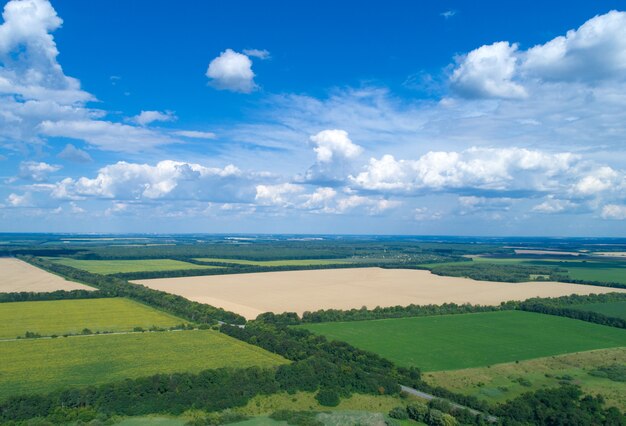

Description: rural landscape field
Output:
[1,234,625,424]
[2,0,626,424]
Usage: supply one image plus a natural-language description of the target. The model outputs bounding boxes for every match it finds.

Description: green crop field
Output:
[193,258,353,266]
[299,311,626,371]
[425,347,626,410]
[46,258,218,274]
[0,329,287,399]
[0,298,184,339]
[472,257,626,284]
[569,301,626,320]
[421,257,626,284]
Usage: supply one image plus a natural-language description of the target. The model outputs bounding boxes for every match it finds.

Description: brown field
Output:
[133,267,626,319]
[0,258,94,293]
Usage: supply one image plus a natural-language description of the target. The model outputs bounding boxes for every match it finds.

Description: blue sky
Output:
[1,0,626,235]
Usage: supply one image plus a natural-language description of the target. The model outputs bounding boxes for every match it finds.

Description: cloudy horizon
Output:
[1,0,625,236]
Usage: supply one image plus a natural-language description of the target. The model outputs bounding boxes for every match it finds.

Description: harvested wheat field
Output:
[133,267,626,319]
[0,258,94,293]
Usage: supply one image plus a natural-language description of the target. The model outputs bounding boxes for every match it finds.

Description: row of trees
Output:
[257,303,502,325]
[255,293,626,329]
[0,289,108,303]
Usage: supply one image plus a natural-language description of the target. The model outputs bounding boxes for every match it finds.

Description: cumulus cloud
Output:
[301,187,337,210]
[132,110,176,126]
[243,48,270,59]
[172,130,216,139]
[532,197,577,213]
[450,11,626,99]
[0,0,179,153]
[351,147,577,193]
[522,10,626,82]
[255,183,304,206]
[450,42,527,99]
[18,160,60,181]
[41,160,255,202]
[299,129,364,184]
[310,129,363,163]
[601,204,626,220]
[6,192,32,207]
[572,166,620,196]
[206,49,257,93]
[57,143,92,163]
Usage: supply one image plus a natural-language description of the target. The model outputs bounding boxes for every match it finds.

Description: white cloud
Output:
[310,129,363,163]
[0,0,90,104]
[0,0,178,153]
[39,120,175,152]
[43,160,252,202]
[351,147,577,193]
[171,130,216,139]
[206,49,257,93]
[450,42,527,99]
[458,196,514,211]
[243,48,270,59]
[601,204,626,220]
[57,143,92,163]
[572,166,620,196]
[255,183,303,206]
[532,197,577,213]
[440,10,456,19]
[522,10,626,82]
[6,192,32,207]
[18,160,60,181]
[301,187,337,210]
[132,110,176,126]
[450,11,626,100]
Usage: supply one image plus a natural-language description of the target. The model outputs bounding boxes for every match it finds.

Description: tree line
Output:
[0,289,109,303]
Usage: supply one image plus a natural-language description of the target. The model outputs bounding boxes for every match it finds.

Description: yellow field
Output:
[133,267,625,319]
[0,258,94,292]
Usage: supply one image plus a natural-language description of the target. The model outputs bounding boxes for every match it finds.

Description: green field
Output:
[425,347,626,410]
[46,258,218,274]
[569,301,626,320]
[193,258,353,267]
[299,311,626,371]
[0,298,184,339]
[0,329,287,399]
[472,257,626,284]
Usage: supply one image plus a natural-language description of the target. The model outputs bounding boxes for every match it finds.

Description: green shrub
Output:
[407,401,429,421]
[315,389,340,407]
[388,406,408,420]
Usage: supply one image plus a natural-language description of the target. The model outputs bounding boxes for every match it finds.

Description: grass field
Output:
[46,258,218,274]
[298,311,626,371]
[0,298,184,339]
[193,258,353,266]
[424,347,626,411]
[0,329,287,399]
[569,301,626,320]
